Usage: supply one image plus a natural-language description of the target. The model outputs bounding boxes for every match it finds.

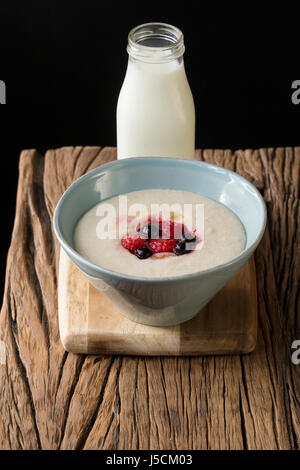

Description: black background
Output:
[0,1,299,297]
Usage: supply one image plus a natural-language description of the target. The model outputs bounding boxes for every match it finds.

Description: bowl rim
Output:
[53,157,267,284]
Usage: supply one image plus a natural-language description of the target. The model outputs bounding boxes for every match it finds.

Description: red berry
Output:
[148,238,177,253]
[159,220,186,239]
[159,220,175,238]
[121,234,147,253]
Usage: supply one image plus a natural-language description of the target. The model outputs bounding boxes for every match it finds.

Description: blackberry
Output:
[173,243,190,255]
[135,246,153,259]
[173,232,196,255]
[139,223,161,239]
[181,232,196,243]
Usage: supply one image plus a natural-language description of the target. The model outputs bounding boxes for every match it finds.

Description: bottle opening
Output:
[127,22,185,63]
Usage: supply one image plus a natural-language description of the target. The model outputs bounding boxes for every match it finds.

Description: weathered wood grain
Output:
[0,146,299,450]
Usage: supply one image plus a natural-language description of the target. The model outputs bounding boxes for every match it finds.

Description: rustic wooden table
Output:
[0,147,299,450]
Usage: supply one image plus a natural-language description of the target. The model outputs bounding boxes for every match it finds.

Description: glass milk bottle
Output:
[117,23,195,160]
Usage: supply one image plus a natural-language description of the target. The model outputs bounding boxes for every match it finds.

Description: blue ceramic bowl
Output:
[53,157,266,326]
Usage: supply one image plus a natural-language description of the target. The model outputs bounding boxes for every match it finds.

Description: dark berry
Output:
[176,232,197,248]
[139,223,160,239]
[173,243,190,255]
[173,233,197,255]
[135,246,153,259]
[181,232,196,243]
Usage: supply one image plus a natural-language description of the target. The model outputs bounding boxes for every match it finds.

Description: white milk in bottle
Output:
[117,23,195,159]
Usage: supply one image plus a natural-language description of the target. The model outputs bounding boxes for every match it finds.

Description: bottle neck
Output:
[127,22,185,64]
[127,55,184,76]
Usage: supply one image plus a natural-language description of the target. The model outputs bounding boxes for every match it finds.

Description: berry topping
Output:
[159,220,175,238]
[180,232,197,243]
[121,218,199,259]
[139,223,161,239]
[173,243,190,255]
[139,219,186,239]
[160,220,185,239]
[148,238,177,253]
[173,232,198,255]
[135,246,153,259]
[121,234,147,253]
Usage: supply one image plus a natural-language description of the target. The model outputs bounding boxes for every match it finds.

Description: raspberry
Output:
[121,234,147,253]
[148,238,177,253]
[159,220,175,238]
[159,220,186,239]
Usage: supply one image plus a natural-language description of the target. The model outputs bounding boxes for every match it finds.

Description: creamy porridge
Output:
[74,189,246,278]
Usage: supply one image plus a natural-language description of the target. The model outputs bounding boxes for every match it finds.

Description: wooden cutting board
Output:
[58,249,257,355]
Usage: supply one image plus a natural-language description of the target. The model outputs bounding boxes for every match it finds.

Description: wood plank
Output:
[0,146,298,450]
